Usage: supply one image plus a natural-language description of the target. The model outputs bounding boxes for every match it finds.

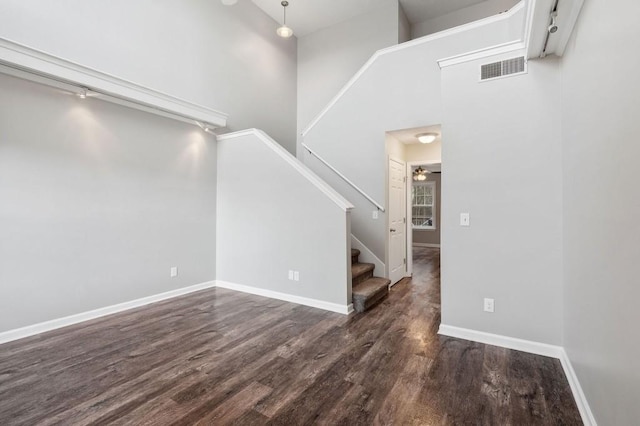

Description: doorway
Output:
[385,124,441,284]
[406,162,441,275]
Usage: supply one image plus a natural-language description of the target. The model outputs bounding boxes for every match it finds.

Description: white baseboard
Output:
[0,279,352,346]
[413,243,441,248]
[438,324,596,426]
[558,348,597,426]
[438,324,563,358]
[215,280,353,315]
[0,281,216,345]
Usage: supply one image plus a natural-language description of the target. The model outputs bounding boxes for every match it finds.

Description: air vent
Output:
[480,56,526,81]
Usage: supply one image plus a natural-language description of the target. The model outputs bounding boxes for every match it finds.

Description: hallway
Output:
[0,248,581,424]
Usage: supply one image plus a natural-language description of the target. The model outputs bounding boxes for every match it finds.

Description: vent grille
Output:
[481,56,525,80]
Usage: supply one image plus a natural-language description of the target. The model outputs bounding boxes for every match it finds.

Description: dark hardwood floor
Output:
[0,248,581,425]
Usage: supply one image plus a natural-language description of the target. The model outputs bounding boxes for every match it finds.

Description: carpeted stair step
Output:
[353,277,391,313]
[351,262,374,287]
[351,248,360,264]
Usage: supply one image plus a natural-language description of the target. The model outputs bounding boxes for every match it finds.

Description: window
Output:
[412,181,436,230]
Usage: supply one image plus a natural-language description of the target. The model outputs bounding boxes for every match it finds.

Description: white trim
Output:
[0,281,216,345]
[0,37,228,128]
[413,243,441,248]
[215,280,353,315]
[525,0,585,58]
[438,324,563,358]
[437,40,525,68]
[219,130,354,212]
[300,1,526,137]
[524,0,539,56]
[558,348,598,426]
[438,324,597,426]
[302,143,384,212]
[351,234,385,278]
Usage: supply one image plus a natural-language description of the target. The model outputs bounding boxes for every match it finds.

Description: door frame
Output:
[406,160,441,276]
[386,156,407,286]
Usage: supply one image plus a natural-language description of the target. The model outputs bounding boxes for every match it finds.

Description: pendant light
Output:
[277,1,293,38]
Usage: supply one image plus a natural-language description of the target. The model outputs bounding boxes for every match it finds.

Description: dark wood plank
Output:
[0,248,582,425]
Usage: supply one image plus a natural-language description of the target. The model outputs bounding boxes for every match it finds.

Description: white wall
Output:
[405,140,442,163]
[386,133,406,161]
[411,0,520,39]
[0,73,217,333]
[399,4,411,44]
[441,52,563,345]
[303,151,387,270]
[297,0,400,156]
[303,6,521,264]
[217,130,352,309]
[561,0,640,423]
[0,0,298,153]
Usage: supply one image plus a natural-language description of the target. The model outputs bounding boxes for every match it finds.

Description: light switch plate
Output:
[372,210,379,219]
[460,213,470,227]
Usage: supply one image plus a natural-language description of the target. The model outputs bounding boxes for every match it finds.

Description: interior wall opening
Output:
[385,124,442,285]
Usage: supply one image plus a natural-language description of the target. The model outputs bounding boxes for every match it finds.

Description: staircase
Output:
[351,249,391,313]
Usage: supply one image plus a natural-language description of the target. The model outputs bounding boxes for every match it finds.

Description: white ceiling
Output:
[387,124,441,145]
[251,0,495,37]
[400,0,487,24]
[251,0,389,37]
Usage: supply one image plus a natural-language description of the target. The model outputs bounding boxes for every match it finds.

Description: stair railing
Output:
[302,142,385,212]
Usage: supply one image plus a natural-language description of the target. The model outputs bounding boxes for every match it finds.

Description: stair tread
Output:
[351,262,374,278]
[353,277,391,298]
[351,248,360,258]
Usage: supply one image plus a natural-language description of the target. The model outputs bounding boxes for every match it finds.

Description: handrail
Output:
[218,130,354,212]
[302,143,385,212]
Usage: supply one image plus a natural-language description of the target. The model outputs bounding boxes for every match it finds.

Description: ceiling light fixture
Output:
[277,1,293,38]
[416,133,437,144]
[78,88,88,99]
[413,166,428,181]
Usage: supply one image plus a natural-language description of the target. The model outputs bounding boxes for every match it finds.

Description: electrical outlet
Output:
[372,210,379,220]
[170,266,178,278]
[288,270,294,280]
[484,298,495,313]
[294,271,300,281]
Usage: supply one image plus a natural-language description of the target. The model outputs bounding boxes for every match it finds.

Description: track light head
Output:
[548,12,558,34]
